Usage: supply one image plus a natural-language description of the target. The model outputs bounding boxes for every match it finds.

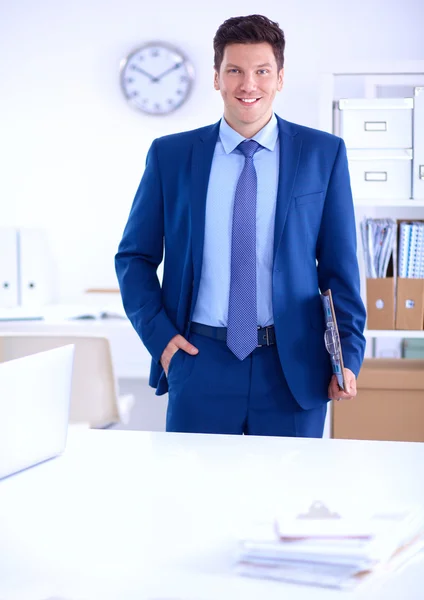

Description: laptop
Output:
[0,344,75,480]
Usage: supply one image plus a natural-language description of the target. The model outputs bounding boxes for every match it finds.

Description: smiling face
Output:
[214,42,284,138]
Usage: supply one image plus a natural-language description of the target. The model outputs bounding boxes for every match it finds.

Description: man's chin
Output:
[231,107,262,121]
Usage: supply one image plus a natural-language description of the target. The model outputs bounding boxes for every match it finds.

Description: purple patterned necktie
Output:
[227,139,262,361]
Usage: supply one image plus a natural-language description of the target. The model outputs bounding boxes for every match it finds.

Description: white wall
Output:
[1,0,424,300]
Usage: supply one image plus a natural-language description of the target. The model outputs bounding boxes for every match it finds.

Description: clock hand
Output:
[130,65,157,81]
[155,62,183,81]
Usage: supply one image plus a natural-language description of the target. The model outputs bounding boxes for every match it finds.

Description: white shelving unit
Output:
[319,63,424,440]
[354,199,424,208]
[366,330,424,338]
[319,61,424,347]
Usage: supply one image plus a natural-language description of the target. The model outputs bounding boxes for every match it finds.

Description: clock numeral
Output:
[151,49,160,57]
[180,75,188,83]
[126,77,134,84]
[176,90,184,96]
[131,91,139,97]
[139,55,145,61]
[154,103,161,111]
[167,99,174,105]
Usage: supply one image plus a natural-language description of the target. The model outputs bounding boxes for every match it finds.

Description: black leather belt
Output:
[190,322,276,346]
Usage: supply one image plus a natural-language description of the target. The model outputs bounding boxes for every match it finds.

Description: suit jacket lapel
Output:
[274,116,303,257]
[190,121,220,302]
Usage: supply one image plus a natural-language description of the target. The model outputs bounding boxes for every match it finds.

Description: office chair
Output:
[0,334,134,428]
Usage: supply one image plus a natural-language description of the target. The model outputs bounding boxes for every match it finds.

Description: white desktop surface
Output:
[0,430,423,600]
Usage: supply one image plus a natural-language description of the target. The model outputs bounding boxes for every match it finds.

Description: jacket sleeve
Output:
[115,139,179,363]
[316,138,366,377]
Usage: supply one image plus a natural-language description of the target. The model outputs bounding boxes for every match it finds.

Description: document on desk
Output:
[236,501,424,589]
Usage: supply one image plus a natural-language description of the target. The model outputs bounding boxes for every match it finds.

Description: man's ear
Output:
[277,68,284,92]
[214,69,220,91]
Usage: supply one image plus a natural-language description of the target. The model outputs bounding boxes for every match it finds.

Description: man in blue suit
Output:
[115,14,366,437]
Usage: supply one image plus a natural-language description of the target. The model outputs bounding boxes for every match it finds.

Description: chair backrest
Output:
[0,334,120,428]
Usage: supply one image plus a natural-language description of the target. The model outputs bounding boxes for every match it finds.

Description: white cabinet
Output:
[0,228,19,308]
[0,228,54,309]
[19,229,54,308]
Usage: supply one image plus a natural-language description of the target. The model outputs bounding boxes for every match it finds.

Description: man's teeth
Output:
[240,98,258,103]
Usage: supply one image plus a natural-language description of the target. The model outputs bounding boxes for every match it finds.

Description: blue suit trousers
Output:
[166,331,327,437]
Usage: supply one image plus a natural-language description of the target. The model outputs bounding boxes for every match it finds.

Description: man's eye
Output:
[258,70,269,75]
[229,69,239,73]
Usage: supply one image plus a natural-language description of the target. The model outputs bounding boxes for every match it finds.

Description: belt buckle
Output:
[265,326,270,346]
[257,325,262,347]
[257,326,271,347]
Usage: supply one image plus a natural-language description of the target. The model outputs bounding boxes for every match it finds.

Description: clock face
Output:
[120,42,195,115]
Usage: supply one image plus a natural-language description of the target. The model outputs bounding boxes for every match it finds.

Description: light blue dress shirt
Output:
[192,114,279,327]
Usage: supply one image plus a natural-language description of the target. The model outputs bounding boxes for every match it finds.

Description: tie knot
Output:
[238,139,261,159]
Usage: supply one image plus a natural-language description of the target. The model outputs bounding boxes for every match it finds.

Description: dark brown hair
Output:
[213,15,285,72]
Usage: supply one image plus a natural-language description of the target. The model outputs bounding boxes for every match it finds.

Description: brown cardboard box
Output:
[333,359,424,442]
[366,278,395,330]
[395,279,424,330]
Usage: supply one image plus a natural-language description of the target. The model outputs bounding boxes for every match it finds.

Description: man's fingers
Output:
[328,375,355,401]
[161,334,199,376]
[174,334,199,355]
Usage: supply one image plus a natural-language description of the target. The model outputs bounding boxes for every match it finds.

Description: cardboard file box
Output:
[338,98,413,149]
[395,278,424,330]
[366,278,395,330]
[333,358,424,442]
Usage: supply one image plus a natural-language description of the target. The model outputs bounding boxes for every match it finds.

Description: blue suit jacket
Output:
[115,115,366,409]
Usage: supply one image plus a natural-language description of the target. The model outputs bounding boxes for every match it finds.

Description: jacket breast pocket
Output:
[295,191,324,207]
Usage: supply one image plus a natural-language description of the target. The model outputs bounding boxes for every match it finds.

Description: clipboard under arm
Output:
[320,289,347,391]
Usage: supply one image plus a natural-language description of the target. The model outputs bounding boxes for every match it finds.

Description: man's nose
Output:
[239,73,257,93]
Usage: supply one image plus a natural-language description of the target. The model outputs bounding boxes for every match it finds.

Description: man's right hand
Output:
[160,334,199,376]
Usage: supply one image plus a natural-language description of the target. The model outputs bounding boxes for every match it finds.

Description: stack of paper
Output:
[360,218,397,278]
[236,501,424,589]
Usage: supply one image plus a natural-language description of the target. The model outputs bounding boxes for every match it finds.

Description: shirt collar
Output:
[219,113,278,154]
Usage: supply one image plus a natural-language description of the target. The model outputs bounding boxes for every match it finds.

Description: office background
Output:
[1,0,424,302]
[1,0,424,435]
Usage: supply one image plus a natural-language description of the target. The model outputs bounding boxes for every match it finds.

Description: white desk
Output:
[0,430,423,600]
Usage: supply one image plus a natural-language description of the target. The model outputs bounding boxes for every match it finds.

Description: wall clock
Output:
[120,41,195,115]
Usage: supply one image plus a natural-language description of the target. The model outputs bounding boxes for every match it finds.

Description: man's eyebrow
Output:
[225,62,273,68]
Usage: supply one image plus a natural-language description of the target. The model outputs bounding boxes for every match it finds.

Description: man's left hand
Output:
[328,368,357,401]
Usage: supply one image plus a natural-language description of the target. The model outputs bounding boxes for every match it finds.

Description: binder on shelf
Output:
[361,218,397,330]
[0,228,19,308]
[398,222,411,278]
[19,228,54,308]
[395,220,424,331]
